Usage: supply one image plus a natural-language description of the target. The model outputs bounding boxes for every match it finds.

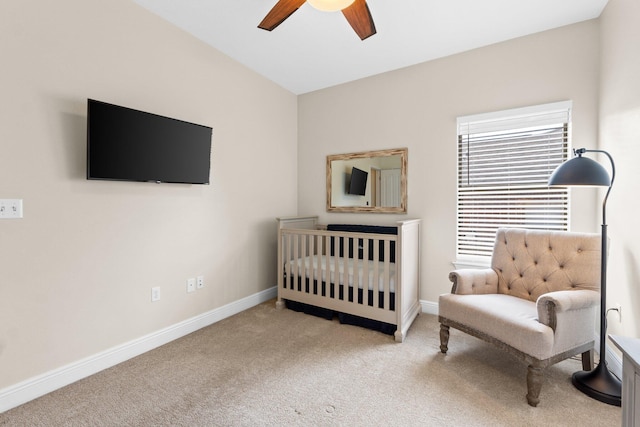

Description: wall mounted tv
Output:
[87,99,212,184]
[348,167,368,195]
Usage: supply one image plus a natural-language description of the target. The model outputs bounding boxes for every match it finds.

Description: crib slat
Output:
[293,234,300,291]
[373,239,380,309]
[322,234,329,297]
[333,235,339,300]
[313,234,320,296]
[307,234,315,294]
[284,233,291,290]
[314,234,321,296]
[278,232,284,290]
[302,234,308,293]
[342,236,349,301]
[383,239,391,310]
[362,237,370,306]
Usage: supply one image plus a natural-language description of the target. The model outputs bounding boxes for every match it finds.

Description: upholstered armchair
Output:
[439,228,602,406]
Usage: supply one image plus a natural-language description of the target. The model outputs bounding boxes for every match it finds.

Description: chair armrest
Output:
[448,268,499,295]
[537,290,600,330]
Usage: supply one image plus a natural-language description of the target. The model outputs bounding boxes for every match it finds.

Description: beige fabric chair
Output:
[439,228,601,406]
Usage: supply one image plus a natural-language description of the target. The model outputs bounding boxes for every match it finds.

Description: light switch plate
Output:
[151,287,161,302]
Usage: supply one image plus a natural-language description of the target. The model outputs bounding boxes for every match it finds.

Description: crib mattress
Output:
[285,255,396,292]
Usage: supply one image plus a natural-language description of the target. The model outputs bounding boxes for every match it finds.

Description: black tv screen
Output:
[87,99,212,184]
[349,167,368,195]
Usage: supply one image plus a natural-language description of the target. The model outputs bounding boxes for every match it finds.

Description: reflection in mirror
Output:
[326,148,407,213]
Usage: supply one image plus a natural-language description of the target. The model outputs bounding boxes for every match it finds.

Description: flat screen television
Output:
[87,99,212,184]
[348,167,368,195]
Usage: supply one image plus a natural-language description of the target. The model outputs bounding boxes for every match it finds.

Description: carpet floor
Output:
[0,300,621,426]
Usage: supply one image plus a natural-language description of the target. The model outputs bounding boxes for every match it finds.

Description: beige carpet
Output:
[1,300,621,426]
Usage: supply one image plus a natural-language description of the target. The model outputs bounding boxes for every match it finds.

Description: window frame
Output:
[455,101,572,265]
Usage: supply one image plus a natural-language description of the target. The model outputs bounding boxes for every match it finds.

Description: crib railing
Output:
[278,227,397,324]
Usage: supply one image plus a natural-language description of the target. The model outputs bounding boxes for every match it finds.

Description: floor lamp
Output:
[548,147,622,406]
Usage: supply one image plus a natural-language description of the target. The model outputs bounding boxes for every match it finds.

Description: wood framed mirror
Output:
[326,148,407,213]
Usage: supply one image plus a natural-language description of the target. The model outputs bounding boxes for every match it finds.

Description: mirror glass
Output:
[326,148,407,213]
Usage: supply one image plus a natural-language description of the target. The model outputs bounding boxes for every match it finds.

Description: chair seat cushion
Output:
[439,293,554,360]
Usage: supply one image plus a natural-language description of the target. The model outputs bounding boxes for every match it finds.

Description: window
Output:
[456,101,571,259]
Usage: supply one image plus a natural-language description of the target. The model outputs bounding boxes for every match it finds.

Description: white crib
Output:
[276,216,421,342]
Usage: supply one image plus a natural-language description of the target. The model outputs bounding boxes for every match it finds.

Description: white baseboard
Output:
[420,299,438,316]
[597,335,623,380]
[606,345,622,379]
[0,287,277,413]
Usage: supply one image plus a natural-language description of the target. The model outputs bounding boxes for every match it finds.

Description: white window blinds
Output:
[456,102,571,258]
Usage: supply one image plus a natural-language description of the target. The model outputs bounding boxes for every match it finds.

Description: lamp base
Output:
[572,362,621,406]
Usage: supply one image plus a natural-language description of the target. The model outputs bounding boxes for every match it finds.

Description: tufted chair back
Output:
[492,228,601,302]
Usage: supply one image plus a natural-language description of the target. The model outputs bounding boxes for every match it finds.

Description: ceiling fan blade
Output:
[342,0,376,40]
[258,0,307,31]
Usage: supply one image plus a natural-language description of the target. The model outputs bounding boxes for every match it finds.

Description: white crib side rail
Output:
[277,227,398,321]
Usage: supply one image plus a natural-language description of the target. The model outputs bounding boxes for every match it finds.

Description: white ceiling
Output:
[133,0,608,95]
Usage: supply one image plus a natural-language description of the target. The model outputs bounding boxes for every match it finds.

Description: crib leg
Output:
[275,299,285,310]
[394,330,405,343]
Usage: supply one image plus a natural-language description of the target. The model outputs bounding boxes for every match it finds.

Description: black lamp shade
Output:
[548,156,611,187]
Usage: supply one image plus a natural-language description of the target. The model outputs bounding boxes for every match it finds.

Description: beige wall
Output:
[0,0,297,390]
[299,20,601,304]
[599,0,640,338]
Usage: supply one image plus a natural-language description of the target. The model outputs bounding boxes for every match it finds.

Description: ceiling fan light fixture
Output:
[307,0,355,12]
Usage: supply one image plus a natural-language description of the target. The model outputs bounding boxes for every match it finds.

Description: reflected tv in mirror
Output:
[348,167,368,195]
[87,99,212,184]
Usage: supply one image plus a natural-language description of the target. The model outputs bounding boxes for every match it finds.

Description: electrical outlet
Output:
[151,287,161,302]
[196,275,204,289]
[187,278,196,293]
[0,199,23,219]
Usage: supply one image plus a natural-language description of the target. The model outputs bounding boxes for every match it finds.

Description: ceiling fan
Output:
[258,0,377,41]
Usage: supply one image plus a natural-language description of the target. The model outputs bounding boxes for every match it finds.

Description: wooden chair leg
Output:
[439,324,450,354]
[581,349,594,371]
[526,365,543,407]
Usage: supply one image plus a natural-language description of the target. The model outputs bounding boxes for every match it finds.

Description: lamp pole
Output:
[568,149,621,406]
